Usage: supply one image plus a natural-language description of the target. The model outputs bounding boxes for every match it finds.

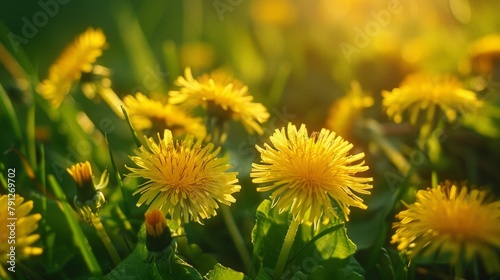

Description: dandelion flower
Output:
[180,42,216,71]
[468,34,500,76]
[67,161,108,221]
[250,0,297,27]
[0,194,42,277]
[251,123,373,226]
[127,129,241,225]
[145,209,172,252]
[37,27,107,108]
[391,182,500,274]
[169,67,269,135]
[123,92,206,139]
[382,73,483,125]
[325,81,373,141]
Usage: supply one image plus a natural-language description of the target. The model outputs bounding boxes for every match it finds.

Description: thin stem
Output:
[206,116,249,270]
[274,219,300,280]
[91,214,121,266]
[220,205,251,273]
[431,171,438,187]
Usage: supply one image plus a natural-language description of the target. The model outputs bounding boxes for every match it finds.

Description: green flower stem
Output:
[91,214,121,266]
[274,219,300,280]
[207,119,250,272]
[220,205,251,273]
[431,171,438,187]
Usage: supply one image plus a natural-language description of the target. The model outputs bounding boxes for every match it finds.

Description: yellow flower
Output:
[169,67,270,135]
[145,209,168,238]
[180,42,216,71]
[67,161,108,221]
[382,73,483,125]
[468,34,500,76]
[391,182,500,274]
[0,194,42,277]
[127,129,241,225]
[123,92,206,139]
[37,27,107,108]
[250,0,297,27]
[325,81,373,141]
[145,209,173,252]
[251,123,373,227]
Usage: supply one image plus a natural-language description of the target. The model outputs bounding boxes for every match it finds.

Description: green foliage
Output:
[205,264,251,280]
[104,227,203,280]
[251,200,362,279]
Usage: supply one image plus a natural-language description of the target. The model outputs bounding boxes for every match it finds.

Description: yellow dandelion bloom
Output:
[127,129,241,225]
[123,92,206,139]
[180,42,216,71]
[145,209,173,252]
[391,182,500,274]
[325,81,373,141]
[37,27,107,108]
[145,209,168,238]
[382,73,483,125]
[0,194,42,276]
[250,0,297,27]
[169,67,270,135]
[67,161,108,220]
[251,123,373,227]
[468,34,500,76]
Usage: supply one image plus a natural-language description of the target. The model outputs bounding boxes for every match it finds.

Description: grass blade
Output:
[48,175,102,277]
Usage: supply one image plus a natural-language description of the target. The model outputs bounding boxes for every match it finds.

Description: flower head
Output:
[468,34,500,76]
[382,73,483,125]
[123,92,206,139]
[145,209,172,252]
[250,0,297,27]
[325,81,373,141]
[0,194,42,275]
[67,161,108,221]
[251,123,373,227]
[127,129,241,225]
[391,182,500,274]
[37,27,107,108]
[180,42,216,71]
[168,67,270,135]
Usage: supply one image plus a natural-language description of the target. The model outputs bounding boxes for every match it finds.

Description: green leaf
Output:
[105,226,203,280]
[120,106,142,148]
[204,263,250,280]
[254,264,272,280]
[104,243,153,280]
[346,271,365,280]
[309,265,326,280]
[462,103,500,139]
[187,243,219,275]
[0,84,22,145]
[282,221,357,278]
[344,256,366,279]
[158,256,203,280]
[48,175,102,277]
[251,199,290,269]
[105,133,130,214]
[312,223,357,260]
[251,200,360,279]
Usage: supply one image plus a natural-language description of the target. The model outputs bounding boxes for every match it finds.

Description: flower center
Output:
[429,203,482,241]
